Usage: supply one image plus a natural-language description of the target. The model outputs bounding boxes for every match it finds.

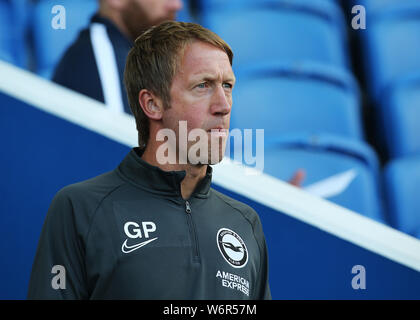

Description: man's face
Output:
[123,0,183,39]
[162,41,235,165]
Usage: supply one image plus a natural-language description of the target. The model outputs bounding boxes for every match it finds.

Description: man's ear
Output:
[138,89,164,121]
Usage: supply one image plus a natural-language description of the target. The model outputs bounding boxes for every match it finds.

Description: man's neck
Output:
[141,145,208,200]
[180,165,207,200]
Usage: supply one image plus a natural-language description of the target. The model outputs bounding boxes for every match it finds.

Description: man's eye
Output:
[196,82,208,89]
[223,83,233,89]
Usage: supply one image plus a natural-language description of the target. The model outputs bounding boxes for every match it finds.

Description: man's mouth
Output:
[207,128,228,138]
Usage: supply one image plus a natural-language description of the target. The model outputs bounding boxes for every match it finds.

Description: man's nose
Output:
[211,85,231,116]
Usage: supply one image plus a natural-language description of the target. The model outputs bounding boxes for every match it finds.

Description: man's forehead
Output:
[183,69,236,87]
[182,42,231,65]
[189,67,235,79]
[178,42,234,78]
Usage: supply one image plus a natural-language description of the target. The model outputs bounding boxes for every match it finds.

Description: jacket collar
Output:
[117,148,213,199]
[91,13,132,47]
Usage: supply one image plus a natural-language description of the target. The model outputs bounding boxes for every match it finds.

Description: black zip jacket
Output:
[27,148,271,299]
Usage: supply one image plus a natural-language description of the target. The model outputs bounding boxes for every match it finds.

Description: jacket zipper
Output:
[185,200,200,262]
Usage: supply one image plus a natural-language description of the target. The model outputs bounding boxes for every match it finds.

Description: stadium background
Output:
[1,0,420,299]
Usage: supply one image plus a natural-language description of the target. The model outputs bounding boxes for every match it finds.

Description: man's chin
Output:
[187,153,225,166]
[207,152,225,165]
[185,138,227,165]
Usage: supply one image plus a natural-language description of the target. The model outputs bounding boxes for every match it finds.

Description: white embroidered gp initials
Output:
[122,221,158,254]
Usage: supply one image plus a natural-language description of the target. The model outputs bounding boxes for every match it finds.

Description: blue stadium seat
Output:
[230,62,364,141]
[200,0,341,11]
[380,74,420,158]
[31,0,98,78]
[0,1,14,64]
[177,0,195,22]
[243,134,384,222]
[384,156,420,238]
[362,2,420,99]
[202,0,349,70]
[11,0,30,68]
[0,0,29,67]
[351,0,419,11]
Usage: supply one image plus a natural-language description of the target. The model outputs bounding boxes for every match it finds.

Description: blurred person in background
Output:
[53,0,183,114]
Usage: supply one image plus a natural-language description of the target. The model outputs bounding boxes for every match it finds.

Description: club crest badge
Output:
[217,228,248,268]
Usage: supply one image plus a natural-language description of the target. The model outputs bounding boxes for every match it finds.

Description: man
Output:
[53,0,183,114]
[28,21,271,299]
